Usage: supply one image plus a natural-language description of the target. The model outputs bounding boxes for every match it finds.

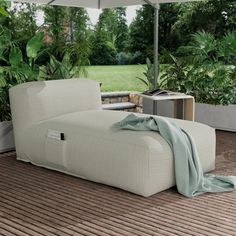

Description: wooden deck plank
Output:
[0,131,235,236]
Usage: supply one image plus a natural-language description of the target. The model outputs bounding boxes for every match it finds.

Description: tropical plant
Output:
[0,26,90,121]
[0,26,45,121]
[0,0,8,17]
[160,54,193,93]
[218,31,236,80]
[0,28,45,84]
[161,55,236,105]
[137,58,155,90]
[191,68,236,105]
[179,31,218,63]
[161,31,236,105]
[39,41,90,80]
[39,55,72,81]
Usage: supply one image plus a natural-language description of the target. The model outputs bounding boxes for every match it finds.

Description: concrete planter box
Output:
[195,103,236,132]
[0,121,15,153]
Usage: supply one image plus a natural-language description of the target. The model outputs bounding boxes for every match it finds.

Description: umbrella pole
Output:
[154,4,160,89]
[143,0,160,89]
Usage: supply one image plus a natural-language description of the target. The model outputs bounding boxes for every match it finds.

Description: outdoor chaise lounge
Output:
[9,79,216,197]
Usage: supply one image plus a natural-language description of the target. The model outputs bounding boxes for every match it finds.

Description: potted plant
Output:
[192,69,236,131]
[160,32,236,131]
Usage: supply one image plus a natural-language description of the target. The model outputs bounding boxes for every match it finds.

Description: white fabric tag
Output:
[47,129,62,141]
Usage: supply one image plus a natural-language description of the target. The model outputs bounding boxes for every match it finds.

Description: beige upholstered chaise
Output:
[9,79,216,197]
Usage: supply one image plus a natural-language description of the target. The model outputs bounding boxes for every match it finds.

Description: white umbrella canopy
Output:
[12,0,198,8]
[12,0,200,89]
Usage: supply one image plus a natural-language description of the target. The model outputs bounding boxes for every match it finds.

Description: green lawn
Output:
[84,65,147,92]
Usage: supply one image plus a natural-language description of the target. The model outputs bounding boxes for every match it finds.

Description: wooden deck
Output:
[0,131,236,236]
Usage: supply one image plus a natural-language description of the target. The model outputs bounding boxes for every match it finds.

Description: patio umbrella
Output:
[12,0,200,88]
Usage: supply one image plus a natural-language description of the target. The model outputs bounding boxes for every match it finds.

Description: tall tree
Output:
[90,9,118,65]
[115,7,129,52]
[129,4,180,63]
[129,5,154,63]
[96,8,118,43]
[159,3,181,52]
[43,5,67,46]
[9,3,37,41]
[67,7,91,70]
[173,0,236,46]
[43,5,91,70]
[69,7,89,43]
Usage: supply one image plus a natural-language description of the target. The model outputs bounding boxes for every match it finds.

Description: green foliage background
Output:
[3,1,236,66]
[1,0,236,122]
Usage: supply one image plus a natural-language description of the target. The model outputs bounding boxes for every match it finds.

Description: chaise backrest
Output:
[9,78,102,134]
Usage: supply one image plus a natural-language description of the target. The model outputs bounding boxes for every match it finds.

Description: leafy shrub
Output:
[218,31,236,65]
[90,42,117,65]
[116,52,132,65]
[0,26,45,85]
[160,54,191,93]
[161,31,236,105]
[130,51,145,64]
[161,55,236,105]
[191,68,236,105]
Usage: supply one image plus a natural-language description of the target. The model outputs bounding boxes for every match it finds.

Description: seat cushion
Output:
[19,110,215,197]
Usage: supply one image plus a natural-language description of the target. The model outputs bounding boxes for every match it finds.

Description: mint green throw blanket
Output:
[112,114,236,197]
